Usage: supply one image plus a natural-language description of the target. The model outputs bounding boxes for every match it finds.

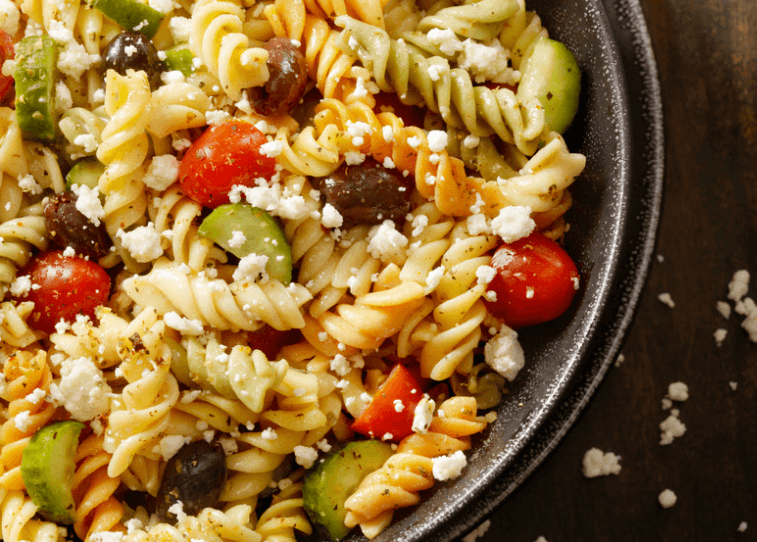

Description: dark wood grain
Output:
[466,0,757,540]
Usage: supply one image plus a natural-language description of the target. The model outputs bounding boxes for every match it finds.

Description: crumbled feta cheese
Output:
[412,397,435,434]
[457,38,513,84]
[427,63,450,82]
[164,311,204,335]
[716,300,731,319]
[382,432,393,441]
[71,183,105,226]
[58,42,100,79]
[47,19,74,44]
[582,448,622,478]
[219,437,238,456]
[48,357,112,421]
[345,150,365,165]
[232,253,269,283]
[491,206,535,243]
[148,0,175,13]
[658,489,677,508]
[667,382,689,402]
[475,265,496,286]
[367,220,408,262]
[330,354,351,377]
[0,0,20,36]
[382,125,394,143]
[321,204,343,228]
[406,136,421,148]
[74,134,98,153]
[738,522,748,532]
[658,292,675,308]
[205,109,231,125]
[293,445,318,469]
[316,439,331,452]
[728,270,750,302]
[55,81,73,113]
[158,435,187,461]
[227,231,247,249]
[260,140,285,157]
[425,267,445,293]
[261,428,278,440]
[18,174,42,195]
[431,450,467,481]
[9,275,33,297]
[484,325,525,381]
[117,223,163,263]
[730,381,738,391]
[463,134,480,148]
[14,411,31,432]
[659,413,686,445]
[169,17,191,43]
[393,399,404,412]
[144,155,180,191]
[426,28,463,56]
[427,130,448,152]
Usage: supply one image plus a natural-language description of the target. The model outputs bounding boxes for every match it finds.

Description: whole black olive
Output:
[156,440,227,523]
[249,37,308,117]
[102,32,163,89]
[313,158,412,226]
[43,192,111,259]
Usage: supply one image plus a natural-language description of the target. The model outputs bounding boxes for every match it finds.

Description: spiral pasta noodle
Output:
[72,434,123,540]
[344,397,486,538]
[0,216,48,298]
[0,489,63,542]
[0,302,42,350]
[0,351,58,492]
[189,0,269,100]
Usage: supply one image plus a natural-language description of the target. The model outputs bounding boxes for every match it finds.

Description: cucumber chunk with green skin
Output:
[516,37,581,134]
[94,0,164,38]
[14,36,57,142]
[163,47,195,77]
[198,204,293,285]
[66,158,105,191]
[21,421,85,524]
[303,440,394,541]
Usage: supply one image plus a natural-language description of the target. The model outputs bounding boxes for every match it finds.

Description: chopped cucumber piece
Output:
[21,421,84,524]
[198,204,293,285]
[303,440,394,541]
[14,36,57,142]
[164,46,195,77]
[65,158,105,191]
[516,37,581,134]
[94,0,164,38]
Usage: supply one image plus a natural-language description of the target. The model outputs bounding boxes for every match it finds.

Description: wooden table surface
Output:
[465,0,757,540]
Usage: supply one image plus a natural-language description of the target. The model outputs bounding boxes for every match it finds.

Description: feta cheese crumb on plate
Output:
[461,519,491,542]
[581,448,621,478]
[659,412,686,445]
[658,488,677,508]
[657,292,675,308]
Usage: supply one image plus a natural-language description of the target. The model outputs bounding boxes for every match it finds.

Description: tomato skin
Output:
[0,29,15,105]
[16,251,111,334]
[373,92,424,128]
[485,232,579,329]
[351,364,424,441]
[178,121,276,208]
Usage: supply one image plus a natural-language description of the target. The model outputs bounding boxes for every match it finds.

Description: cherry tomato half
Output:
[0,29,15,105]
[178,120,276,208]
[16,251,111,334]
[351,363,424,441]
[485,232,579,329]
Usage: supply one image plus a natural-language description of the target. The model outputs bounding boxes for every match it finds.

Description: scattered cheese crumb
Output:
[484,325,525,381]
[117,224,163,263]
[729,381,738,391]
[491,206,535,243]
[667,382,689,402]
[582,448,622,478]
[658,489,677,508]
[716,301,732,319]
[658,292,675,308]
[738,521,748,533]
[461,520,491,542]
[48,357,112,421]
[728,270,750,302]
[431,450,467,481]
[144,155,180,191]
[227,231,247,249]
[232,253,269,283]
[164,311,204,335]
[412,397,435,434]
[615,353,626,367]
[71,183,105,226]
[659,413,686,445]
[293,445,318,469]
[714,328,728,347]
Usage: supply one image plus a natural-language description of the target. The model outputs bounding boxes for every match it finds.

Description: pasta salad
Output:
[0,0,586,539]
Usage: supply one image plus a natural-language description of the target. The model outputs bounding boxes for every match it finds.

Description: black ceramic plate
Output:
[336,0,664,540]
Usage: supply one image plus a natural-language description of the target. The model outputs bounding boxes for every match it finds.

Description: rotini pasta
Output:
[2,0,587,538]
